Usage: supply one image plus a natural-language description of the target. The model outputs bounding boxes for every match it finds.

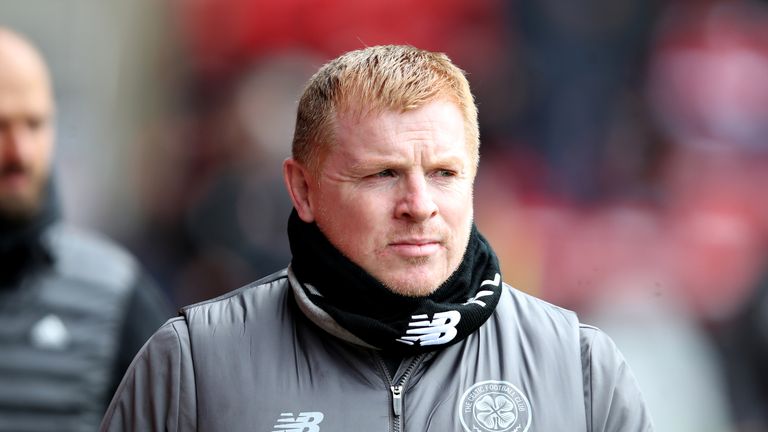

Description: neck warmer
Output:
[287,210,502,355]
[0,179,58,287]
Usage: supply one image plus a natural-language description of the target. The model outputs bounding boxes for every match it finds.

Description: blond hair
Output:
[292,45,479,174]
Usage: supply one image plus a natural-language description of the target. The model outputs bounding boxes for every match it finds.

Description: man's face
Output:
[305,100,475,296]
[0,44,54,222]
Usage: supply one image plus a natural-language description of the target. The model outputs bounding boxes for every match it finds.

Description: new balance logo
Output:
[396,310,461,346]
[272,412,324,432]
[480,272,501,288]
[464,273,501,307]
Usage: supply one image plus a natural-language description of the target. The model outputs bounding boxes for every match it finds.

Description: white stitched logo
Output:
[30,314,70,350]
[395,310,461,346]
[272,412,324,432]
[464,273,501,307]
[481,273,501,288]
[458,381,532,432]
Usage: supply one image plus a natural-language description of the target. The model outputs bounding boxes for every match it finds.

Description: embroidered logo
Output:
[458,381,532,432]
[272,412,324,432]
[464,273,500,307]
[30,314,70,350]
[395,310,461,346]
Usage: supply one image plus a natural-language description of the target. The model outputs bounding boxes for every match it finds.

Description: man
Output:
[0,28,171,431]
[101,45,653,431]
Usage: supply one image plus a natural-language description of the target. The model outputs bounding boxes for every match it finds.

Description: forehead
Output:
[332,100,469,160]
[0,42,52,116]
[0,77,51,113]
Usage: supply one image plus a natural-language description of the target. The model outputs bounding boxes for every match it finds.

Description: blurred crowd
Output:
[3,0,768,431]
[133,1,768,428]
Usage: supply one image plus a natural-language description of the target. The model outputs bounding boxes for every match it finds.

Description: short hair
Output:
[292,45,479,174]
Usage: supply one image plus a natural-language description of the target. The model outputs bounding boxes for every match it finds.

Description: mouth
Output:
[388,239,443,257]
[0,169,30,190]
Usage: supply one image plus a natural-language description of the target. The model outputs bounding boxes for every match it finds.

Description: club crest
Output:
[458,380,532,432]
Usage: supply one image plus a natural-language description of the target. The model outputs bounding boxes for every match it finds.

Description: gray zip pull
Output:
[390,385,403,417]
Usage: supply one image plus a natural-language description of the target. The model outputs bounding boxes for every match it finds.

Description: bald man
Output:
[0,28,171,432]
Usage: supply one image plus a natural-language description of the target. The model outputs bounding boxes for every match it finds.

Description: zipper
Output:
[390,385,403,417]
[379,353,426,432]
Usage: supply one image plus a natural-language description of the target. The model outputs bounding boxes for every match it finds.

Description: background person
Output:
[0,28,171,432]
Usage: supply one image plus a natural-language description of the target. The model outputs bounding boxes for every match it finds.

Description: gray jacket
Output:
[100,268,653,431]
[0,223,171,432]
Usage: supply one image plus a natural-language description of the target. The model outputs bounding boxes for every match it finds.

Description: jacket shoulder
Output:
[42,222,139,292]
[501,282,580,327]
[181,269,291,325]
[100,317,198,431]
[579,324,654,431]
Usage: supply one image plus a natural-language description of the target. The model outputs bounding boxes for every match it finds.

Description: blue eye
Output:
[436,169,456,177]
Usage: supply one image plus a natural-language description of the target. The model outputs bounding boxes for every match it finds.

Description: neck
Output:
[0,179,59,285]
[287,209,503,354]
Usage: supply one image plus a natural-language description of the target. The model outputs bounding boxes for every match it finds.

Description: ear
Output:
[283,158,316,223]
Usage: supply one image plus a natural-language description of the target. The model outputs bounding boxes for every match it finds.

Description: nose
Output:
[394,174,438,222]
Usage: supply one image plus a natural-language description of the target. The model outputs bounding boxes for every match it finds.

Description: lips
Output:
[0,171,27,184]
[388,238,443,257]
[0,168,30,190]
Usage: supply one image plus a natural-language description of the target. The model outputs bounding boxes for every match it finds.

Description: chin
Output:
[0,195,42,224]
[379,273,445,298]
